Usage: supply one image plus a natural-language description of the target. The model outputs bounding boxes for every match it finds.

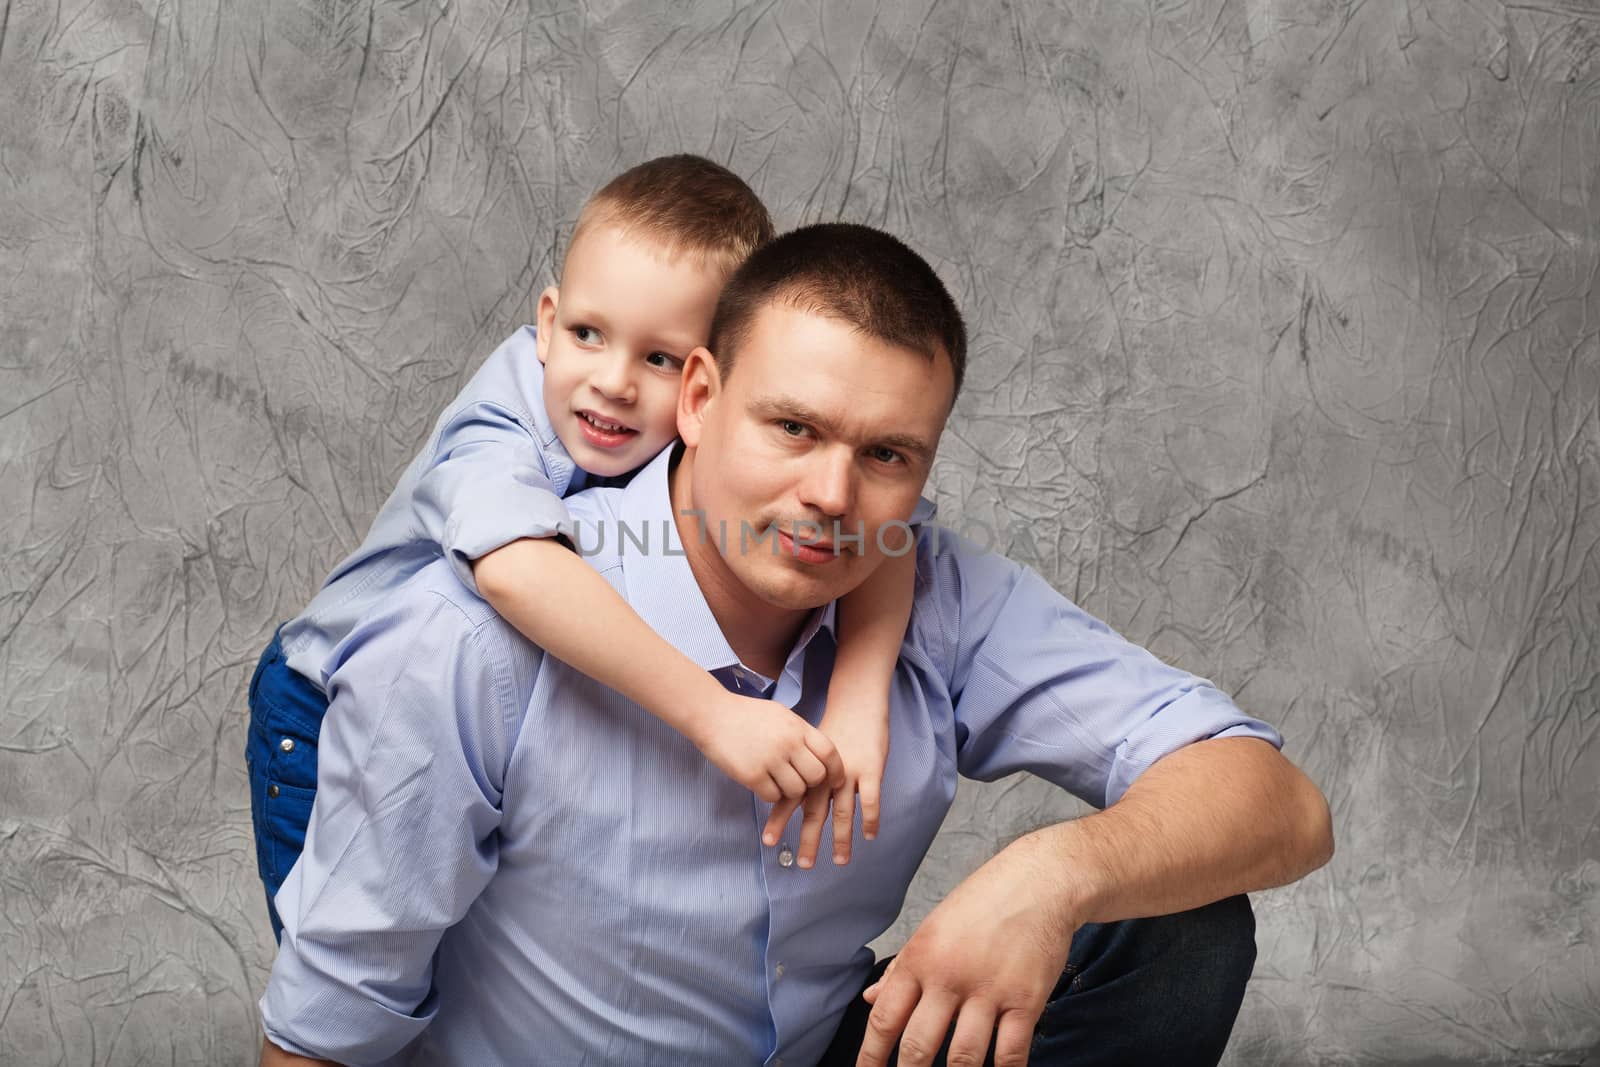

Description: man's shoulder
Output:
[903,523,1055,670]
[329,558,543,705]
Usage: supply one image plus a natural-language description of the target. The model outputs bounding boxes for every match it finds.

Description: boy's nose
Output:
[591,353,638,403]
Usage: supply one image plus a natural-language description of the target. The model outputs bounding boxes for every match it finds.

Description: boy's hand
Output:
[689,688,846,806]
[762,702,889,868]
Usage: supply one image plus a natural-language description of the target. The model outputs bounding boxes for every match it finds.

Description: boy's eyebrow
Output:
[748,394,936,462]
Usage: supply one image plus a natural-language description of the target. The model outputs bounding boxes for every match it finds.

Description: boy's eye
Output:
[778,419,807,437]
[645,352,683,371]
[572,326,601,345]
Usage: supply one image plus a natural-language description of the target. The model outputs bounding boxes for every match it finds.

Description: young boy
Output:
[246,155,923,937]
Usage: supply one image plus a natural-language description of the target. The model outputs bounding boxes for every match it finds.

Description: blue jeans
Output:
[245,628,329,941]
[819,894,1257,1066]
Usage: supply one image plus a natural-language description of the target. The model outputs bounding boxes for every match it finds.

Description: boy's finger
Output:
[771,761,807,800]
[806,732,847,789]
[792,747,829,790]
[860,776,881,841]
[831,784,856,865]
[796,787,831,869]
[750,772,782,804]
[763,795,801,846]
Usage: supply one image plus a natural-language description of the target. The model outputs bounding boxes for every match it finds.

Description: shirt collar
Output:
[615,444,837,677]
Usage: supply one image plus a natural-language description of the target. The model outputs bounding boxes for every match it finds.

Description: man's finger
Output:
[831,784,856,865]
[806,731,847,789]
[763,794,801,847]
[944,1000,999,1067]
[795,786,831,869]
[859,774,881,841]
[991,1008,1040,1067]
[862,956,898,1002]
[854,973,920,1067]
[893,992,959,1067]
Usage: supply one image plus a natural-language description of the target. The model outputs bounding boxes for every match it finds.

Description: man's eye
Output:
[779,420,806,437]
[870,447,904,465]
[572,326,601,345]
[645,352,683,371]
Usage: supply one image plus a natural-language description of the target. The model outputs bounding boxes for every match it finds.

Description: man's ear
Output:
[677,346,719,447]
[535,286,560,365]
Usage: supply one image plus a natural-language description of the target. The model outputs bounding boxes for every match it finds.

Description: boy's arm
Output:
[473,538,845,804]
[762,547,916,868]
[412,405,578,595]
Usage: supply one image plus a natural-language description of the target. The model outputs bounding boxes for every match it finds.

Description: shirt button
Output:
[279,737,296,753]
[774,962,785,979]
[778,845,794,868]
[267,784,280,798]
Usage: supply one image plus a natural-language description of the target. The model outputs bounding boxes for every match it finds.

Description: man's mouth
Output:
[774,525,843,565]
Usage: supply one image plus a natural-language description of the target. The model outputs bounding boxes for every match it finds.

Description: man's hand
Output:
[687,688,846,805]
[855,834,1081,1067]
[762,700,889,867]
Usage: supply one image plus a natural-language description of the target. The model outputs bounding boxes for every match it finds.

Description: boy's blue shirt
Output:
[277,325,937,690]
[279,326,585,687]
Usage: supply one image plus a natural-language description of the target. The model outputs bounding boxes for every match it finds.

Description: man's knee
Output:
[1178,893,1257,989]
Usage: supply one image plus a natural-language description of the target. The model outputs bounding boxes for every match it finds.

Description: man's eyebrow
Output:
[749,394,936,461]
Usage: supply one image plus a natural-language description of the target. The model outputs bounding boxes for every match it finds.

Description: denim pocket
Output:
[265,709,321,791]
[265,780,317,888]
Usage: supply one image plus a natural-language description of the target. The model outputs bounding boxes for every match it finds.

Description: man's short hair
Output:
[707,223,967,402]
[569,155,775,275]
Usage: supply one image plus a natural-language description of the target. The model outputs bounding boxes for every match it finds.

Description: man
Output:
[259,224,1334,1067]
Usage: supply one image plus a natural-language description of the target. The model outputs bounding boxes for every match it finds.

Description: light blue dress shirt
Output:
[278,326,586,687]
[260,445,1284,1067]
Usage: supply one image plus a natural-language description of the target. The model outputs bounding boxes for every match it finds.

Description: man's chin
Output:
[744,560,861,612]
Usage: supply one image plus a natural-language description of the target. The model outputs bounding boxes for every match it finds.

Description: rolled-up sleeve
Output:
[936,536,1283,809]
[411,402,576,594]
[260,582,532,1064]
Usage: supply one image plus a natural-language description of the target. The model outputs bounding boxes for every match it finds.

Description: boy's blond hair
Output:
[567,155,774,276]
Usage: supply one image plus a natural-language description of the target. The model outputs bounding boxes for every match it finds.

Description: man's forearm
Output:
[1028,736,1335,930]
[260,1037,336,1067]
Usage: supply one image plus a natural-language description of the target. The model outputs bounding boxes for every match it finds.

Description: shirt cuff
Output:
[1103,686,1284,808]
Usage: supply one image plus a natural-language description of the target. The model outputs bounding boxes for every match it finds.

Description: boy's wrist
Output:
[656,668,728,743]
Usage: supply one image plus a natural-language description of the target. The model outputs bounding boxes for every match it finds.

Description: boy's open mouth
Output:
[577,410,638,447]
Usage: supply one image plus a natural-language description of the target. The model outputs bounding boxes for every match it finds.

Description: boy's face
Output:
[676,302,955,614]
[537,223,725,478]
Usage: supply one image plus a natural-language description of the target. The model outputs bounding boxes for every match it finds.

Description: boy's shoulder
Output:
[444,325,546,419]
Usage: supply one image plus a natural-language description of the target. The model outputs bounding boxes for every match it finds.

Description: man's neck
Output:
[669,450,808,680]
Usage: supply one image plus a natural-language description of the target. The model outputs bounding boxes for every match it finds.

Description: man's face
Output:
[537,223,725,477]
[677,302,955,613]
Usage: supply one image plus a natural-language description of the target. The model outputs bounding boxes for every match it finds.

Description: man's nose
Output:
[797,447,854,520]
[591,351,638,403]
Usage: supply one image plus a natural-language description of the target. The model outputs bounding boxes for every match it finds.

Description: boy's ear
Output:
[535,286,560,365]
[676,346,719,447]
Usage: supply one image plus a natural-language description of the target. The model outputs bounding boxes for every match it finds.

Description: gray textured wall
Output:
[2,0,1596,1063]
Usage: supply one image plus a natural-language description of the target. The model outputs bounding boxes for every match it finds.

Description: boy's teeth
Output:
[583,413,628,432]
